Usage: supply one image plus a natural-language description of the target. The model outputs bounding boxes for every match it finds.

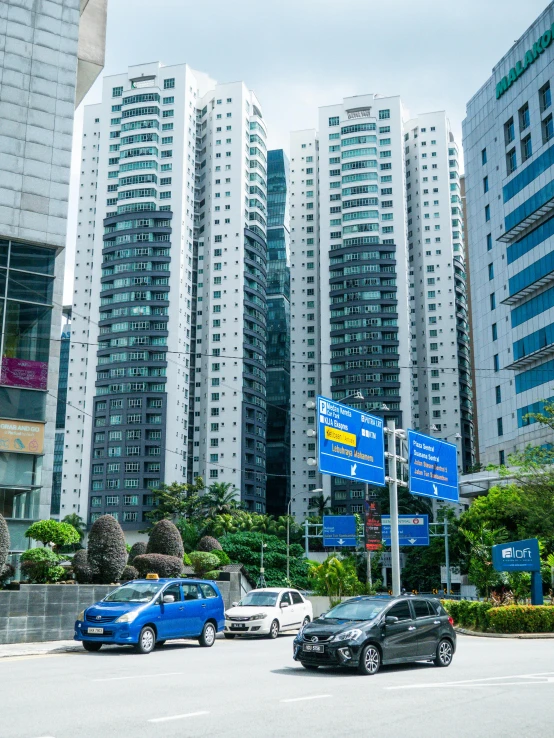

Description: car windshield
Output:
[238,592,278,607]
[323,599,388,621]
[104,582,164,603]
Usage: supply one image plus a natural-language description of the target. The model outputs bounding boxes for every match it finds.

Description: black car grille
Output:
[86,614,117,623]
[228,616,250,622]
[301,634,333,643]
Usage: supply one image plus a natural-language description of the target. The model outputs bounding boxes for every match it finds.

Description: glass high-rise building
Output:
[265,150,291,515]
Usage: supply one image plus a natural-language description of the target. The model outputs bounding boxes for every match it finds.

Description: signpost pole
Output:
[365,482,372,587]
[304,519,309,557]
[387,419,401,596]
[444,517,451,595]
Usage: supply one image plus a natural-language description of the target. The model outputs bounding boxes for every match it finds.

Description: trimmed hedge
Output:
[197,535,222,552]
[442,599,554,634]
[88,515,127,584]
[72,549,93,584]
[147,520,184,559]
[488,606,554,634]
[128,541,147,565]
[133,553,184,578]
[120,565,139,582]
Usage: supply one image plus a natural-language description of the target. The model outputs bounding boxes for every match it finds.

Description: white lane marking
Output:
[386,672,554,690]
[148,711,209,724]
[280,694,332,703]
[93,671,183,682]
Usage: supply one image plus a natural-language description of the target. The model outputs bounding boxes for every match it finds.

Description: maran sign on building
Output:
[496,24,554,99]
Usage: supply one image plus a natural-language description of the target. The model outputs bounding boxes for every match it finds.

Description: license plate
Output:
[231,624,247,630]
[303,644,324,653]
[87,627,104,634]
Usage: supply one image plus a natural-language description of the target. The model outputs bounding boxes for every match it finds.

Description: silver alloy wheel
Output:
[270,620,279,638]
[364,646,380,674]
[204,624,215,646]
[302,616,310,627]
[438,640,452,665]
[141,628,154,652]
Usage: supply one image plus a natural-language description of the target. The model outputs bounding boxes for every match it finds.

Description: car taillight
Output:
[448,616,454,626]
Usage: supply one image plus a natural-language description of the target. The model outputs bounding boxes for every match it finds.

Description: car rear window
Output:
[413,600,433,618]
[291,591,304,605]
[199,583,218,598]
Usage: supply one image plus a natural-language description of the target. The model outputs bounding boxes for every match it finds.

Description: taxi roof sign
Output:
[145,573,159,580]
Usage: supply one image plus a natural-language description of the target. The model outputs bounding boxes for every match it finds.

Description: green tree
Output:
[20,548,65,583]
[174,519,201,553]
[309,494,331,516]
[61,514,85,542]
[145,478,206,525]
[203,482,239,517]
[460,524,507,598]
[188,551,221,579]
[308,555,361,606]
[24,520,80,552]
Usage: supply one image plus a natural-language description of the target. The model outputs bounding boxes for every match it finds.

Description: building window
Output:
[495,385,502,404]
[521,134,532,163]
[543,114,554,144]
[481,148,487,165]
[497,417,503,436]
[493,354,500,372]
[112,86,123,97]
[164,78,175,89]
[499,450,505,465]
[488,263,494,280]
[540,82,551,113]
[490,292,496,309]
[504,117,515,145]
[519,102,530,131]
[379,109,390,119]
[486,233,492,251]
[485,204,490,221]
[483,176,488,193]
[506,148,517,176]
[492,323,497,340]
[328,116,339,126]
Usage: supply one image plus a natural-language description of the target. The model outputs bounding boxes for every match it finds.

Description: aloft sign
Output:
[496,24,554,99]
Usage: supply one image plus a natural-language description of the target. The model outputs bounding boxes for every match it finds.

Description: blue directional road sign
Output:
[323,515,357,547]
[317,395,385,487]
[407,430,459,503]
[382,515,429,547]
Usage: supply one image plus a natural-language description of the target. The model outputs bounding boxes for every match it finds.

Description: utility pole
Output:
[386,419,401,596]
[365,482,372,588]
[444,516,451,595]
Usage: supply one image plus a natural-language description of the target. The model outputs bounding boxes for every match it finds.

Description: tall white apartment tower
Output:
[404,112,475,472]
[289,130,324,517]
[63,63,268,533]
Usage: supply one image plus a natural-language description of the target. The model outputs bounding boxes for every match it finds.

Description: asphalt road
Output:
[2,633,554,737]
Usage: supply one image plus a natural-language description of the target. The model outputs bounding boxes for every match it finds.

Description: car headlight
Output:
[77,610,85,622]
[250,613,268,620]
[331,628,363,642]
[115,610,140,624]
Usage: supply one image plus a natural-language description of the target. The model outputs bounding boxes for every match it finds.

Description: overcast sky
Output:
[64,0,550,301]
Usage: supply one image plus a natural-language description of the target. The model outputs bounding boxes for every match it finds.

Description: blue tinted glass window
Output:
[497,417,503,436]
[511,283,554,327]
[518,395,554,427]
[482,148,487,165]
[515,357,554,393]
[487,233,492,251]
[513,321,554,360]
[509,250,554,297]
[507,213,554,264]
[490,293,496,309]
[488,263,494,280]
[505,178,554,232]
[503,142,554,203]
[495,385,501,404]
[493,354,500,371]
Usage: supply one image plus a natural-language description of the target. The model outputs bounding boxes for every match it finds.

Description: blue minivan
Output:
[74,576,225,654]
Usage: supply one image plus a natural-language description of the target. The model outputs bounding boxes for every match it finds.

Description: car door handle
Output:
[179,607,184,611]
[434,620,440,624]
[201,604,206,608]
[408,626,416,631]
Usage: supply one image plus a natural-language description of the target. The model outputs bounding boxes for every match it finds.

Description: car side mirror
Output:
[319,612,327,618]
[281,601,289,608]
[385,615,399,625]
[232,602,239,607]
[163,594,175,604]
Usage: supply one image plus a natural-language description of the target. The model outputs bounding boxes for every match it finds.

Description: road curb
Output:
[0,644,82,659]
[455,627,554,639]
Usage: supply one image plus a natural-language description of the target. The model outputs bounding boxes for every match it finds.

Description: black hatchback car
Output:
[293,595,456,675]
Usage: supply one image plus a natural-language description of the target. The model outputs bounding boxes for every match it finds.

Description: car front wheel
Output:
[135,626,156,654]
[358,644,381,675]
[434,639,453,667]
[82,641,102,653]
[199,622,216,647]
[268,619,279,639]
[301,616,311,628]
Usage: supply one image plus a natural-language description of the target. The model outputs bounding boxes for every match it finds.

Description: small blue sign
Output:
[323,515,357,547]
[408,430,459,503]
[317,396,385,487]
[492,538,541,572]
[382,515,429,547]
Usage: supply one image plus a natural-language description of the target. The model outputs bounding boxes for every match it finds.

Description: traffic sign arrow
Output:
[338,538,345,545]
[409,538,416,544]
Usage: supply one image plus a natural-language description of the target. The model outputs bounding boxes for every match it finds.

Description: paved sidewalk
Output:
[0,639,81,659]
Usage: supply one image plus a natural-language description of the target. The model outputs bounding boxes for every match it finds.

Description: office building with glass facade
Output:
[265,150,291,516]
[463,3,554,465]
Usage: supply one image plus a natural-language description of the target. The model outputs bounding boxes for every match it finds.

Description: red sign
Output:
[0,357,48,390]
[364,499,382,552]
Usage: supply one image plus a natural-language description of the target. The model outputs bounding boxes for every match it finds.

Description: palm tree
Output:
[309,494,331,517]
[203,482,239,518]
[62,513,85,542]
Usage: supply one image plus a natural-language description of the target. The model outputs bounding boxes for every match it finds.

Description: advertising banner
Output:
[0,419,45,455]
[0,357,48,391]
[364,498,382,551]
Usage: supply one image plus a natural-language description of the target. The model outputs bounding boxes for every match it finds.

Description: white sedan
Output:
[224,588,313,639]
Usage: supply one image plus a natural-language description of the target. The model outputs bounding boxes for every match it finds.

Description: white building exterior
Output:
[405,112,474,471]
[63,62,268,530]
[463,3,554,466]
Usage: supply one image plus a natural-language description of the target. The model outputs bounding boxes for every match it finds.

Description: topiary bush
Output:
[24,520,80,551]
[0,513,10,574]
[133,553,184,578]
[188,551,221,579]
[197,535,222,552]
[120,565,139,582]
[71,548,93,584]
[210,548,230,566]
[87,515,127,584]
[20,548,65,583]
[147,520,184,559]
[128,541,147,565]
[0,562,14,586]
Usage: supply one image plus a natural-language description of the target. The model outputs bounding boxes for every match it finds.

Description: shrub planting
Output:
[0,513,10,577]
[20,548,65,583]
[0,563,14,586]
[441,600,494,631]
[197,535,222,552]
[488,606,554,634]
[133,553,184,578]
[128,541,147,564]
[188,551,221,579]
[24,520,80,551]
[71,549,93,584]
[210,549,230,566]
[147,520,184,559]
[87,515,127,584]
[120,565,139,582]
